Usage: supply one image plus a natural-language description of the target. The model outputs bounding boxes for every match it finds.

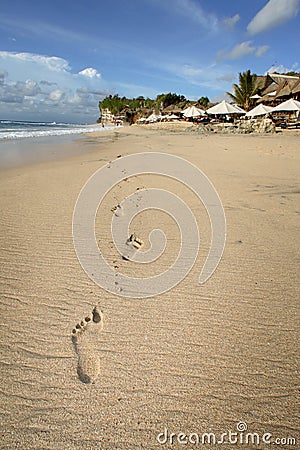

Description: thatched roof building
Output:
[257,73,300,104]
[162,104,183,114]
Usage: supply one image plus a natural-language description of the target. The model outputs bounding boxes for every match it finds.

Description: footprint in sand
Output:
[122,233,144,261]
[127,233,143,250]
[71,305,103,384]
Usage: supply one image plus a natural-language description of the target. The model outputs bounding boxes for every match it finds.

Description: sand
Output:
[0,124,299,449]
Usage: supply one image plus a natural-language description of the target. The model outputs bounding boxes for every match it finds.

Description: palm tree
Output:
[227,70,259,111]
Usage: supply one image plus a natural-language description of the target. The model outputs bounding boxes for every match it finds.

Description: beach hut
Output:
[291,78,300,100]
[246,104,273,117]
[163,105,182,114]
[206,100,245,115]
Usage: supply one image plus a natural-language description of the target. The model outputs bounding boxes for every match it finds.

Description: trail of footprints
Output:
[71,167,146,381]
[72,305,103,384]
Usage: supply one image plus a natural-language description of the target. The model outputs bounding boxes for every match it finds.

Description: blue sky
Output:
[0,0,299,123]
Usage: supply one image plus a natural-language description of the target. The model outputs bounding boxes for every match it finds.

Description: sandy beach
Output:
[0,125,299,449]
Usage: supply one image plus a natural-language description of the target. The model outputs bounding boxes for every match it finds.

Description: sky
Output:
[0,0,299,123]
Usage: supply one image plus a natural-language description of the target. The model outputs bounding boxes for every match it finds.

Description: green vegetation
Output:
[198,96,209,108]
[98,92,190,119]
[226,70,258,111]
[155,92,187,109]
[99,94,155,116]
[283,71,300,76]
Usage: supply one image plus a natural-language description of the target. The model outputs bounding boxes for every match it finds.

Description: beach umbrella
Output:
[206,100,245,115]
[233,104,247,113]
[146,113,159,122]
[246,104,273,117]
[183,106,205,118]
[181,106,192,114]
[163,114,179,120]
[271,98,300,112]
[250,94,262,99]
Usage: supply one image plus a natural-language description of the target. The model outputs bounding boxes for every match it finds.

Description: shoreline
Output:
[1,121,299,171]
[0,125,119,169]
[0,131,109,170]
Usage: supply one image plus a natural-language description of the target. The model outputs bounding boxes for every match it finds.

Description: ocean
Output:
[0,120,117,168]
[0,120,113,140]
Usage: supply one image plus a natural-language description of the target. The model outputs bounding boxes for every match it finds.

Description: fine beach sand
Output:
[0,124,299,449]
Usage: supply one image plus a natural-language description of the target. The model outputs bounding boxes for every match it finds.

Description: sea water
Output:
[0,120,113,140]
[0,120,117,167]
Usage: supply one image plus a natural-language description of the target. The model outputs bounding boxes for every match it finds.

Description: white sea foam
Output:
[0,122,117,140]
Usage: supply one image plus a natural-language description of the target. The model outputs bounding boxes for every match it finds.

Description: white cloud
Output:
[0,51,109,122]
[223,14,240,30]
[247,0,300,35]
[48,89,66,102]
[78,67,101,79]
[163,0,219,31]
[65,92,82,105]
[0,51,71,72]
[265,63,299,74]
[228,41,256,59]
[0,70,8,85]
[255,45,269,57]
[22,80,41,96]
[40,80,57,87]
[218,41,255,61]
[0,77,41,104]
[218,41,269,61]
[181,65,203,78]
